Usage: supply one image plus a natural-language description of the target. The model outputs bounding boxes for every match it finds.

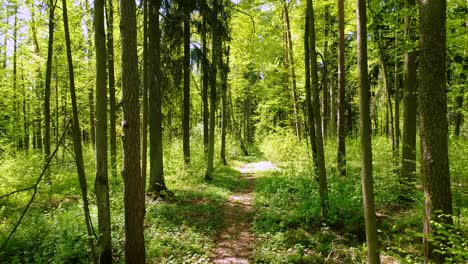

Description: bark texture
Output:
[419,0,453,262]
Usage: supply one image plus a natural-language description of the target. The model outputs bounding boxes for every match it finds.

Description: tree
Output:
[205,0,221,181]
[283,0,301,140]
[62,0,97,261]
[183,4,191,166]
[106,0,118,178]
[306,0,328,221]
[337,0,346,176]
[400,0,418,195]
[43,0,54,182]
[148,0,167,195]
[356,0,380,261]
[120,0,146,262]
[142,0,149,183]
[304,6,319,177]
[94,0,112,261]
[419,0,453,261]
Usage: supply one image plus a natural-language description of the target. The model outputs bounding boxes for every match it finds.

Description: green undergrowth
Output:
[253,130,467,263]
[0,136,244,263]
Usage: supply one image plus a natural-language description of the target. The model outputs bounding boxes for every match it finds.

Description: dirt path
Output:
[212,172,256,264]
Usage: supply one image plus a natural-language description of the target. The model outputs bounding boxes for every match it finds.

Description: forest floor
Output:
[212,161,277,263]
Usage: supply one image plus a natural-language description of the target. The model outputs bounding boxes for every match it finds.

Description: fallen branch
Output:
[0,120,71,250]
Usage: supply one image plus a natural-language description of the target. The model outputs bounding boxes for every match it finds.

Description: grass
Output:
[0,131,466,263]
[252,130,467,263]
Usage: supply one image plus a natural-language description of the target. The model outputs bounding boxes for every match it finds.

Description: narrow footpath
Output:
[212,161,277,264]
[213,172,255,264]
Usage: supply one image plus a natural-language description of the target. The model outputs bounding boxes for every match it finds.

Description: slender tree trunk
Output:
[337,0,346,176]
[205,0,220,181]
[394,8,400,156]
[148,0,167,194]
[62,0,97,261]
[220,46,230,165]
[44,0,53,180]
[202,16,209,155]
[322,5,330,138]
[21,67,29,150]
[304,11,319,175]
[120,0,146,262]
[356,0,380,261]
[85,0,96,147]
[183,9,191,166]
[142,0,148,182]
[419,0,453,262]
[400,0,417,193]
[94,0,112,261]
[106,0,117,178]
[307,0,328,221]
[13,6,20,150]
[453,86,464,137]
[283,0,301,140]
[375,33,396,154]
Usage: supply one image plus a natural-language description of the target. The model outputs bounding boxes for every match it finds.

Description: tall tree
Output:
[306,0,328,221]
[304,7,319,177]
[44,0,54,182]
[85,0,96,147]
[205,0,220,181]
[142,0,149,182]
[419,0,453,261]
[120,0,146,262]
[94,0,112,261]
[202,14,209,155]
[337,0,346,176]
[283,0,301,140]
[106,0,117,178]
[62,0,97,261]
[183,4,191,165]
[148,0,167,195]
[356,0,380,261]
[220,45,229,165]
[322,5,330,138]
[400,0,417,194]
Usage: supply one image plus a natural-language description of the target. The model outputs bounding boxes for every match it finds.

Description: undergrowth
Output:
[254,130,467,263]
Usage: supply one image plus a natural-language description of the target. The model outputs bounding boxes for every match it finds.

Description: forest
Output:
[0,0,466,263]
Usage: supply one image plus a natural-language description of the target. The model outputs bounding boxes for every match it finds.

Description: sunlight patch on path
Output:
[235,161,279,174]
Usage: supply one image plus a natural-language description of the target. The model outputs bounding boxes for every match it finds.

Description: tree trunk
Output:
[400,0,417,193]
[419,0,453,262]
[44,0,55,179]
[120,0,146,262]
[322,6,330,138]
[337,0,346,176]
[85,0,96,147]
[106,0,117,178]
[283,0,301,140]
[306,0,328,221]
[304,10,319,175]
[45,0,54,171]
[183,9,191,166]
[94,0,112,261]
[13,6,20,150]
[220,46,230,165]
[62,0,97,261]
[202,15,209,155]
[142,0,148,183]
[356,0,380,261]
[148,0,167,195]
[205,0,220,181]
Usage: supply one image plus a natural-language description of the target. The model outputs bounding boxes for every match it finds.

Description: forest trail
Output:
[212,161,277,264]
